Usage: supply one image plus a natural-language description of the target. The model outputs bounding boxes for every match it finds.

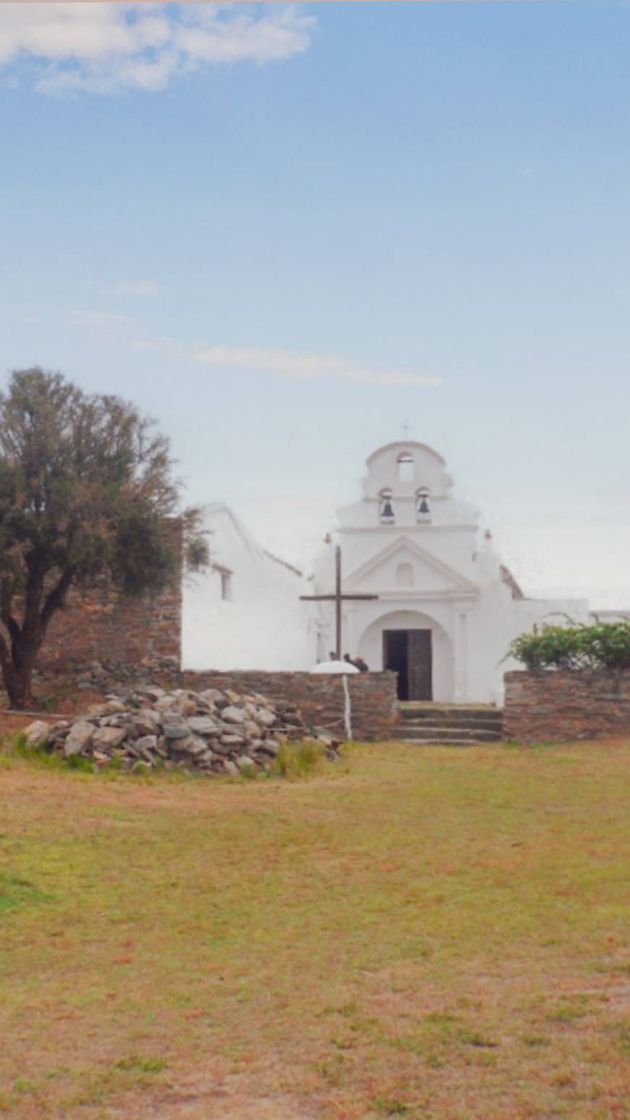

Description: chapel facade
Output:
[311,441,591,704]
[180,440,598,704]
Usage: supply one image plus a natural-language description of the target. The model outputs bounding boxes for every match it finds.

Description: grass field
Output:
[0,740,628,1120]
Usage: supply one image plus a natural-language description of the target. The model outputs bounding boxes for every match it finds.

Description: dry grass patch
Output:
[0,740,628,1119]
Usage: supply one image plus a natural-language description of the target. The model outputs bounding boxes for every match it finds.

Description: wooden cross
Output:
[300,545,378,659]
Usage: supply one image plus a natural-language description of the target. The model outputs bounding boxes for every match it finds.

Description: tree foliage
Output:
[0,368,208,707]
[508,620,630,672]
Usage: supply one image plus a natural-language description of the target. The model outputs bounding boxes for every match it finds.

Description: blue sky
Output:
[1,2,630,603]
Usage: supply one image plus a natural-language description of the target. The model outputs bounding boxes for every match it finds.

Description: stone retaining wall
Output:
[181,670,400,741]
[31,659,400,742]
[37,582,181,669]
[29,521,183,671]
[504,669,630,742]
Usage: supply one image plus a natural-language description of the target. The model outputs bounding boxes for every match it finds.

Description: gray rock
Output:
[221,706,246,725]
[156,696,179,712]
[92,726,127,750]
[163,723,190,741]
[174,696,197,718]
[256,709,277,728]
[173,735,207,757]
[133,709,161,736]
[223,760,239,776]
[64,720,96,757]
[134,735,159,760]
[255,742,280,758]
[23,720,51,748]
[187,716,220,736]
[198,689,224,706]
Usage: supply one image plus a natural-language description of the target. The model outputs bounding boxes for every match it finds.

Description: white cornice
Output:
[339,524,477,534]
[351,590,479,602]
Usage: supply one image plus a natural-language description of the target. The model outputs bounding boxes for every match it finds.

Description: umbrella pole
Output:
[342,674,352,740]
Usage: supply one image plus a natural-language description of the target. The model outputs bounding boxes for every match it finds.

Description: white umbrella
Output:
[311,660,360,675]
[310,660,359,738]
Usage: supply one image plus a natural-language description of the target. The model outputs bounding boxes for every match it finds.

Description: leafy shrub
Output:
[508,620,630,671]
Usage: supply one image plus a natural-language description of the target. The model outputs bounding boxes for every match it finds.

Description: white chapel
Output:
[312,441,591,704]
[182,441,594,704]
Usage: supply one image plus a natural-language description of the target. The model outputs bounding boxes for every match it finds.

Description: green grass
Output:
[0,740,628,1119]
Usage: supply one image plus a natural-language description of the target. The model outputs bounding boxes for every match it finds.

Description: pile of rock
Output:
[23,685,341,775]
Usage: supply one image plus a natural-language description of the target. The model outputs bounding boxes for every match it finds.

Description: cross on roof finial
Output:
[401,420,410,440]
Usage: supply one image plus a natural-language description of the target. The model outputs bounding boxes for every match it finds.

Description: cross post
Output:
[300,545,378,659]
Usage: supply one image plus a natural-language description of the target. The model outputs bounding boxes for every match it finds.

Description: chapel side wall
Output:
[504,669,630,742]
[467,592,593,707]
[181,508,314,672]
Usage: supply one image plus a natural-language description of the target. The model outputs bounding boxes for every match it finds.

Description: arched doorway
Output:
[357,609,455,702]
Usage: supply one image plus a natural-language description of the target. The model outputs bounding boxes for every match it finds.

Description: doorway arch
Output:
[357,609,455,702]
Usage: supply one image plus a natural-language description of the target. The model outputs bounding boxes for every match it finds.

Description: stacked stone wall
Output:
[181,670,400,741]
[30,659,399,741]
[504,669,630,742]
[38,581,181,669]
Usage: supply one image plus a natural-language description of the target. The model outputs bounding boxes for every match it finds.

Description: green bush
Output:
[508,620,630,671]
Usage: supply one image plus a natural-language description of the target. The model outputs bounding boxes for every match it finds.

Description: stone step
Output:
[394,737,501,747]
[400,717,503,733]
[393,726,503,743]
[399,706,503,725]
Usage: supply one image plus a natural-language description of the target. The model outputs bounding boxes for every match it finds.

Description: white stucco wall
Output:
[182,504,315,671]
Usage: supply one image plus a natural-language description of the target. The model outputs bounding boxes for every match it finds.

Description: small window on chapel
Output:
[396,562,414,588]
[397,452,414,483]
[379,488,395,524]
[215,566,233,601]
[416,487,431,524]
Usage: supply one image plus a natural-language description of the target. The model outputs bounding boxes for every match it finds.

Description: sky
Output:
[1,1,630,605]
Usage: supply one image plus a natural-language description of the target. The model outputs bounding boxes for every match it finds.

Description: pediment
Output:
[344,536,478,595]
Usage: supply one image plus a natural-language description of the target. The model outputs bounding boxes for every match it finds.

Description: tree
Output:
[0,368,208,709]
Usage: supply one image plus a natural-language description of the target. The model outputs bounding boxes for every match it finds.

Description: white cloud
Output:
[194,345,442,387]
[0,3,316,94]
[133,335,183,358]
[113,280,160,298]
[67,308,133,328]
[132,336,442,388]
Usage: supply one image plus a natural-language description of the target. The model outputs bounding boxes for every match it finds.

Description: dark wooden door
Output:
[383,629,433,701]
[408,629,433,700]
[383,630,409,699]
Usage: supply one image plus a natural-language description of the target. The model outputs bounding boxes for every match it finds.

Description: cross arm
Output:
[300,594,379,602]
